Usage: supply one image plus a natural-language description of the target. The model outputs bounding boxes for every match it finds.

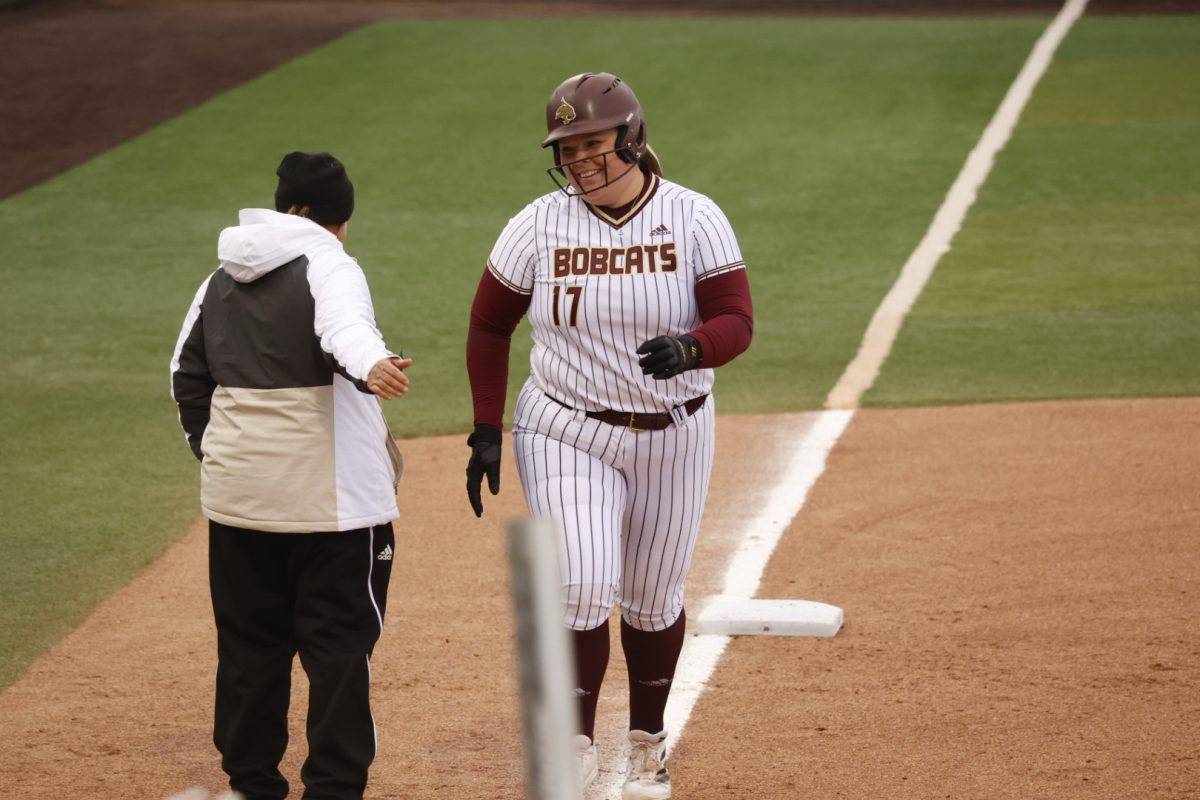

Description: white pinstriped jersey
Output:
[486,174,746,414]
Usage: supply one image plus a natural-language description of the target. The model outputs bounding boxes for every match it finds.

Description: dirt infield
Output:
[1,402,1197,798]
[3,2,1198,798]
[0,0,378,201]
[681,400,1200,800]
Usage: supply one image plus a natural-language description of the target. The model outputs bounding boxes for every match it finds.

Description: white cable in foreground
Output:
[508,518,581,800]
[825,0,1090,410]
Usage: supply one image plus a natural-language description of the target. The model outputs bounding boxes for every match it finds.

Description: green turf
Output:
[865,16,1200,406]
[0,15,1052,687]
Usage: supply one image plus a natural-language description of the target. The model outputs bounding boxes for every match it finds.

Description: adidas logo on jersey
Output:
[377,544,393,561]
[649,224,671,236]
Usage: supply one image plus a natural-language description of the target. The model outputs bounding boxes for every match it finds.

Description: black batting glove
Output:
[636,335,702,380]
[465,423,502,518]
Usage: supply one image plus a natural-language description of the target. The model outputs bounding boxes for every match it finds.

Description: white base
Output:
[694,597,843,637]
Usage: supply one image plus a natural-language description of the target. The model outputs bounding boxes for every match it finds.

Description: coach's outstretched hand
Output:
[368,356,413,400]
[466,424,502,517]
[636,335,702,380]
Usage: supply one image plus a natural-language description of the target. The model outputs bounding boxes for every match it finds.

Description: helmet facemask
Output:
[547,125,644,197]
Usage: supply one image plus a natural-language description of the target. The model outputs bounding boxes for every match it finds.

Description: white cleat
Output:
[622,729,671,799]
[574,733,598,794]
[162,790,211,800]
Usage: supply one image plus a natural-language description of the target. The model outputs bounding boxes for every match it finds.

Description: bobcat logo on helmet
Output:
[555,98,577,124]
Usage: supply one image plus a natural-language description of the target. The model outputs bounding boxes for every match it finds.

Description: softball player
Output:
[465,72,753,798]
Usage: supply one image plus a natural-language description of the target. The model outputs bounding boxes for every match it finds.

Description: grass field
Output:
[1,12,1196,690]
[867,16,1200,405]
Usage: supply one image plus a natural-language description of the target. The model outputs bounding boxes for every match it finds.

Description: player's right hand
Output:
[636,335,701,380]
[466,424,502,517]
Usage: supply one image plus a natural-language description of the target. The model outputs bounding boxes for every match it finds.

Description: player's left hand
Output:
[636,335,702,380]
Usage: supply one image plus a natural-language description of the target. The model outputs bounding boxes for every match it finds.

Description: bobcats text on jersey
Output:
[553,243,678,276]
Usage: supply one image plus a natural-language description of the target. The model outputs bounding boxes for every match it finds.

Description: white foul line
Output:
[665,410,853,744]
[718,411,855,600]
[826,0,1090,410]
[594,3,1089,794]
[590,411,853,798]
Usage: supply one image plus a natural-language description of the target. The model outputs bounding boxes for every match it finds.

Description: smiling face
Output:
[555,127,643,207]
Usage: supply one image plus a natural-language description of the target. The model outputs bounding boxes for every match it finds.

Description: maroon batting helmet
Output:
[542,72,659,174]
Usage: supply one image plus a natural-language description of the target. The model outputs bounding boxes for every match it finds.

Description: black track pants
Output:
[208,521,394,800]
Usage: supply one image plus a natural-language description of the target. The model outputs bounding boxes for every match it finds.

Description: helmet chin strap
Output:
[547,145,642,198]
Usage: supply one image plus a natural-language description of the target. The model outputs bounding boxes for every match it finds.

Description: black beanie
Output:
[274,151,355,226]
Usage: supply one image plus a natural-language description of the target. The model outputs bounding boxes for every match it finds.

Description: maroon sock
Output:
[621,609,686,734]
[571,620,610,739]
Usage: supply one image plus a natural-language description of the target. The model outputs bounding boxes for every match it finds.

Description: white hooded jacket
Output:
[170,209,401,533]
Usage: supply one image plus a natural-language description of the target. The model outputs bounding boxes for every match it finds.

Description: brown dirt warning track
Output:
[2,2,1197,798]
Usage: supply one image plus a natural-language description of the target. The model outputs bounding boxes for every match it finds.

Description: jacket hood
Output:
[217,208,343,283]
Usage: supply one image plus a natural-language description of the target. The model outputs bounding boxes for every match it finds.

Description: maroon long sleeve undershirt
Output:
[466,267,754,429]
[467,269,530,429]
[688,268,754,369]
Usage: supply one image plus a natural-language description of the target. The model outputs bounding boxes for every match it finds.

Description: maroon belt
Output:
[548,394,708,431]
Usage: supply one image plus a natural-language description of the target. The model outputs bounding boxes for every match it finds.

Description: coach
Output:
[170,151,411,800]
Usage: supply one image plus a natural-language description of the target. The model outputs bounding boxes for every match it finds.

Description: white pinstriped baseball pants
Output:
[512,381,715,632]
